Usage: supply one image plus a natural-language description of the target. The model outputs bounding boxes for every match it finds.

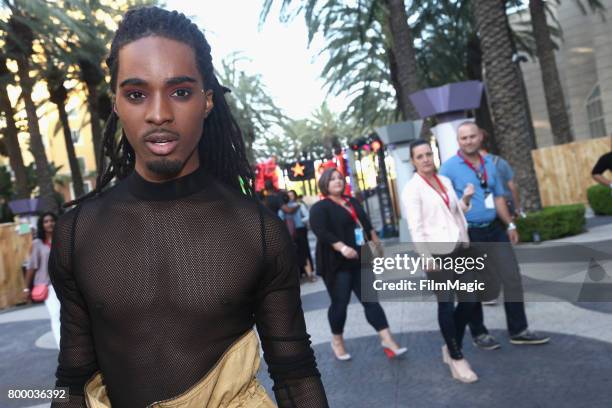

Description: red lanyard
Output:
[329,197,359,224]
[457,151,487,185]
[419,173,450,210]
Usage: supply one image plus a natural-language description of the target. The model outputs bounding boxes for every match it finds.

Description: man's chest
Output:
[73,210,263,320]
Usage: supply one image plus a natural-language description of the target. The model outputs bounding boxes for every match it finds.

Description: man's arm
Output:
[49,210,98,408]
[591,152,612,187]
[592,173,612,187]
[507,180,521,215]
[495,196,518,244]
[255,214,329,407]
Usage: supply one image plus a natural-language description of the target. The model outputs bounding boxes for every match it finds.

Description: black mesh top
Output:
[48,166,328,408]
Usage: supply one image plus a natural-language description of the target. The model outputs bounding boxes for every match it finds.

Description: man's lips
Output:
[143,132,179,156]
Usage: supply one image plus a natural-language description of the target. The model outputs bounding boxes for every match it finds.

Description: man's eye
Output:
[172,88,192,98]
[126,91,145,100]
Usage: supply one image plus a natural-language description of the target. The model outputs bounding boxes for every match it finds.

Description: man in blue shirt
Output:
[440,122,550,349]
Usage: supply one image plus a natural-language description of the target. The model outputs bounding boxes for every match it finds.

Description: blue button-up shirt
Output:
[439,154,504,223]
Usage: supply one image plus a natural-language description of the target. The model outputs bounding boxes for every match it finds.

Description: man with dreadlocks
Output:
[49,7,328,408]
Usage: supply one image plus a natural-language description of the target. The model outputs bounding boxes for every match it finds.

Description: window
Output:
[586,85,607,138]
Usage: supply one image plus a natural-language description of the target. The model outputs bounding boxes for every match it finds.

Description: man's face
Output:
[115,36,213,182]
[456,123,483,156]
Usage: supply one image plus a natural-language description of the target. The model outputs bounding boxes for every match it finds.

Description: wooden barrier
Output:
[0,223,32,309]
[532,136,612,206]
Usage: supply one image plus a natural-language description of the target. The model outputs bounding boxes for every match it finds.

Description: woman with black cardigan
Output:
[310,168,406,361]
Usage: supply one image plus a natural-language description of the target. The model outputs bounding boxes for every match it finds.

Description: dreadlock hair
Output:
[66,6,254,207]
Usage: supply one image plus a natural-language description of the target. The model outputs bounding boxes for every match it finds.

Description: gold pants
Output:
[85,330,277,408]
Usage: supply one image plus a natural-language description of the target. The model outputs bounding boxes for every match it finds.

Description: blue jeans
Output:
[468,221,528,337]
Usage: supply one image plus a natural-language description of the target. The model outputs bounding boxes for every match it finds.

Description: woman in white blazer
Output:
[401,139,479,383]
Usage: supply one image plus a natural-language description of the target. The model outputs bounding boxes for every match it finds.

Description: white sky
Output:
[163,0,348,121]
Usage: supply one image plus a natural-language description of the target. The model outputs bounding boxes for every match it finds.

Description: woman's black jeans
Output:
[326,266,389,335]
[427,248,479,360]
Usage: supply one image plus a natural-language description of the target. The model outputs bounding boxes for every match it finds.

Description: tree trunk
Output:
[79,60,104,172]
[0,60,29,199]
[7,15,57,213]
[472,0,542,211]
[466,34,499,154]
[383,0,421,120]
[48,76,85,198]
[529,0,573,145]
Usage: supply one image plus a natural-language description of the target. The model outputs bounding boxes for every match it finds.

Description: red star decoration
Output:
[291,162,305,178]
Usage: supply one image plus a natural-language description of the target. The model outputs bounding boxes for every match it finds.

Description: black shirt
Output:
[592,151,612,175]
[309,196,373,281]
[49,166,328,408]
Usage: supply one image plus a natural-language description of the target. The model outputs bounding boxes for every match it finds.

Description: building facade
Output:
[516,0,612,147]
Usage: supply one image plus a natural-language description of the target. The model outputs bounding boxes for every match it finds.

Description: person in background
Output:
[279,190,317,282]
[479,129,522,218]
[23,212,61,348]
[591,150,612,188]
[440,122,550,350]
[310,168,406,361]
[296,193,316,280]
[402,139,479,383]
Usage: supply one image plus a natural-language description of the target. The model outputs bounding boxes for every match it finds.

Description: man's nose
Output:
[145,93,174,125]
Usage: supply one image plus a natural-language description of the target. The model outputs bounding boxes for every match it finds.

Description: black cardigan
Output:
[309,196,374,281]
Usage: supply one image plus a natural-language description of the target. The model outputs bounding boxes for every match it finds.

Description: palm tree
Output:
[46,63,85,198]
[4,6,57,213]
[528,0,604,145]
[260,0,422,122]
[382,0,421,120]
[0,50,29,199]
[472,0,542,211]
[216,54,287,162]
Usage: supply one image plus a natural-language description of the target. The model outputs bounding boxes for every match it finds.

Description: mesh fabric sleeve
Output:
[255,211,329,408]
[49,208,98,408]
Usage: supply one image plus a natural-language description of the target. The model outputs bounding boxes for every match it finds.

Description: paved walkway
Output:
[2,217,612,408]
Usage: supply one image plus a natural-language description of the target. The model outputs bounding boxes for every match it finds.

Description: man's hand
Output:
[507,229,519,245]
[463,183,475,202]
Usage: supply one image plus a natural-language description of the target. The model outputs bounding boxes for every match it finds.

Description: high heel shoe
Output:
[447,357,478,383]
[331,342,351,361]
[442,345,450,365]
[381,341,407,359]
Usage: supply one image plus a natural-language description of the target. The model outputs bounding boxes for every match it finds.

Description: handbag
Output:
[31,284,49,302]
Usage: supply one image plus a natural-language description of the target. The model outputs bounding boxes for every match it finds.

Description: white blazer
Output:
[401,173,470,256]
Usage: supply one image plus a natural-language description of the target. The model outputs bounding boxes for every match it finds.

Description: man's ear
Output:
[204,90,214,118]
[113,103,118,116]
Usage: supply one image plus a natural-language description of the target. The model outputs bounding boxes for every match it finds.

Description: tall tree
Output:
[529,0,604,145]
[0,51,29,199]
[46,64,85,198]
[4,7,57,213]
[216,54,287,162]
[472,0,542,211]
[260,0,422,123]
[382,0,420,120]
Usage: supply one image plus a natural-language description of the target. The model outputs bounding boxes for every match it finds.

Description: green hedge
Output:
[516,204,586,242]
[587,184,612,215]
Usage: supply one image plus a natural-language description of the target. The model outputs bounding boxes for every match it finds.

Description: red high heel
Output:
[381,342,407,359]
